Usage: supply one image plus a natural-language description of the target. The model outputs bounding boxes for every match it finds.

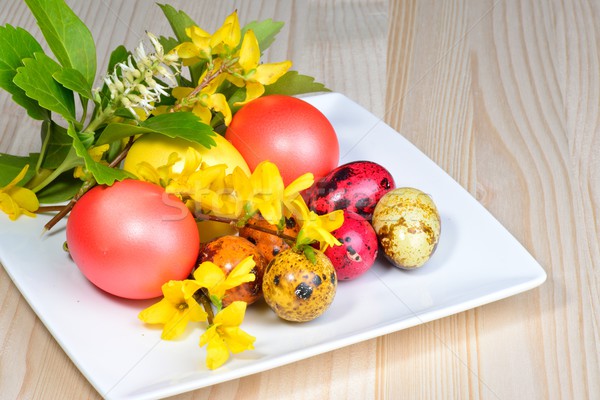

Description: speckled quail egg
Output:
[262,249,337,322]
[372,187,441,269]
[198,235,267,306]
[324,211,378,280]
[308,161,395,220]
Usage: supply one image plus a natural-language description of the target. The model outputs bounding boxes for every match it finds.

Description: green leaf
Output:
[157,3,197,43]
[13,52,76,121]
[264,70,330,96]
[142,113,216,147]
[106,137,125,163]
[158,35,179,54]
[29,145,82,193]
[113,108,138,119]
[0,24,49,120]
[0,153,38,186]
[241,19,284,53]
[66,123,132,185]
[35,171,81,204]
[53,67,92,99]
[24,0,97,85]
[106,45,129,73]
[97,112,216,148]
[77,130,95,148]
[157,4,205,83]
[39,120,73,169]
[189,60,208,88]
[156,5,207,84]
[226,86,249,114]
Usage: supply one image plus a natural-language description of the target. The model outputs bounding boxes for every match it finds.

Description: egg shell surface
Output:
[198,235,267,306]
[325,211,378,280]
[308,161,395,220]
[262,249,337,322]
[239,215,300,263]
[372,187,441,269]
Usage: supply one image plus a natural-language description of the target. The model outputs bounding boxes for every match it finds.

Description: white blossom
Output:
[99,31,180,117]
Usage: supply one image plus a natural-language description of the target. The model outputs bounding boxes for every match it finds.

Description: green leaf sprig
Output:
[0,0,329,230]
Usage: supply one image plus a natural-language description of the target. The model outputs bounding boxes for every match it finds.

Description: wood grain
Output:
[384,1,600,399]
[1,0,598,399]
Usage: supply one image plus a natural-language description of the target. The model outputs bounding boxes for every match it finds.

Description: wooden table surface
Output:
[1,0,598,399]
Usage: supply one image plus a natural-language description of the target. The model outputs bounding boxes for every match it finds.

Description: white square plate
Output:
[0,92,546,399]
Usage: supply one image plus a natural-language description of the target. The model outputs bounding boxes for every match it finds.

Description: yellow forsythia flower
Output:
[138,280,208,340]
[289,195,344,251]
[231,29,292,106]
[189,256,256,300]
[199,301,255,369]
[0,165,39,220]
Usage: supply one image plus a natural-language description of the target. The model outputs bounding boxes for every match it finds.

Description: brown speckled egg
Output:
[198,235,267,306]
[262,249,337,322]
[238,215,300,263]
[372,187,441,269]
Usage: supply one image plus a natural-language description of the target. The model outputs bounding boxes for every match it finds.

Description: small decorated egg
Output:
[198,235,268,306]
[262,249,337,322]
[239,215,300,263]
[308,161,395,220]
[372,187,441,269]
[324,211,378,280]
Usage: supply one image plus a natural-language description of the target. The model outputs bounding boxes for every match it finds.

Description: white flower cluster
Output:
[101,32,180,117]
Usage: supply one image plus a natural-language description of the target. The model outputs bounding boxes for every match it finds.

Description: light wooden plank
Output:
[1,0,598,399]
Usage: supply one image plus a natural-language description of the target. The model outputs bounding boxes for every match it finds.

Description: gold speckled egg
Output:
[262,249,337,322]
[372,187,441,269]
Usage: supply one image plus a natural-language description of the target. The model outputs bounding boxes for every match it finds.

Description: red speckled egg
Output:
[324,211,378,280]
[308,161,395,220]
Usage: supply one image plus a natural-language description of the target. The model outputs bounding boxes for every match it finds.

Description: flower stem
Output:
[169,61,230,113]
[193,288,215,325]
[36,205,67,213]
[84,105,115,135]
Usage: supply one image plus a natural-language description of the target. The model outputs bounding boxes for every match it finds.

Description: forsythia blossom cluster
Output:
[161,11,292,127]
[134,148,344,370]
[131,146,344,251]
[139,256,257,370]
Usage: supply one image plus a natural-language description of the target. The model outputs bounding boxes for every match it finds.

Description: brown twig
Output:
[41,136,136,233]
[194,212,298,243]
[169,62,229,113]
[36,205,66,213]
[108,136,135,168]
[42,179,95,233]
